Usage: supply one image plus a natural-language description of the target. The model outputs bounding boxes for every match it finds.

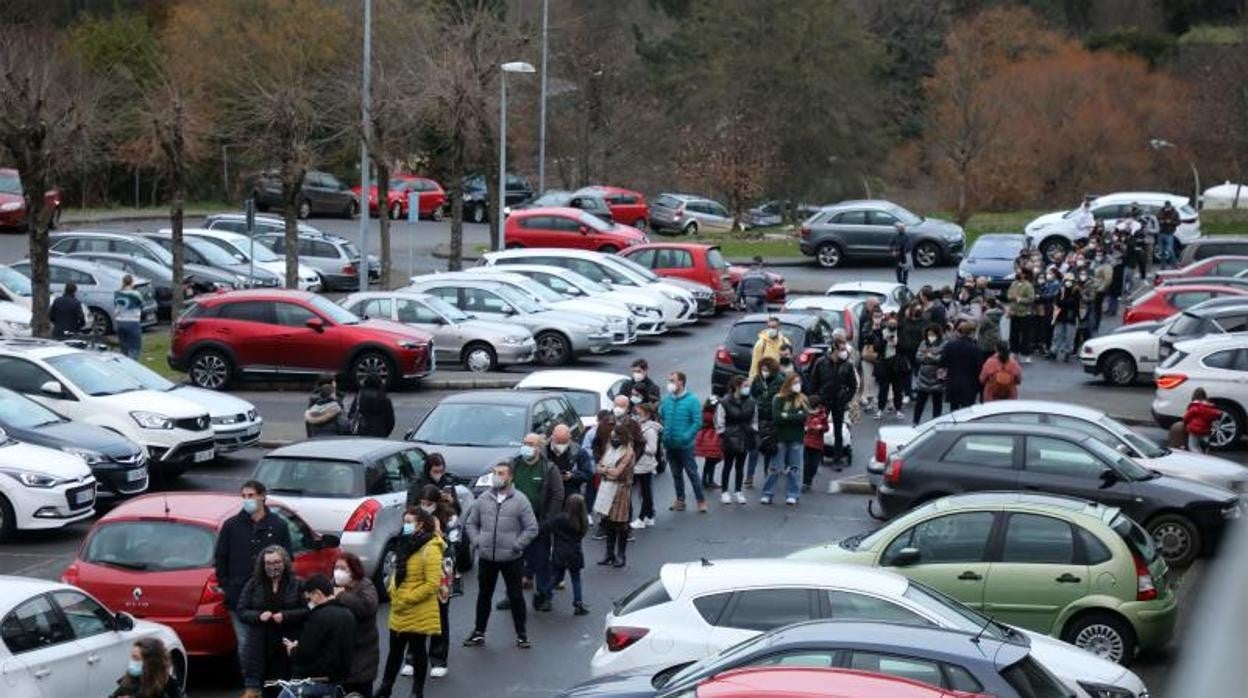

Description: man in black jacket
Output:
[545,424,593,497]
[510,433,564,613]
[811,341,857,468]
[49,283,86,339]
[621,358,661,405]
[285,574,356,695]
[941,322,984,411]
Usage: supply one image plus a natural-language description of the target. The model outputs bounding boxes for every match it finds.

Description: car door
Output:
[50,590,133,697]
[704,588,820,653]
[321,173,348,211]
[865,209,901,257]
[553,213,597,250]
[827,209,870,255]
[878,511,997,610]
[212,301,278,371]
[0,593,86,698]
[932,433,1022,494]
[271,506,337,579]
[982,513,1090,633]
[459,287,516,324]
[395,297,458,362]
[702,201,734,233]
[272,301,340,373]
[654,248,698,285]
[820,589,937,628]
[372,450,420,541]
[1020,435,1138,512]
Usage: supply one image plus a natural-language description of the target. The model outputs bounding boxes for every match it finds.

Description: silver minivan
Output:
[648,193,734,235]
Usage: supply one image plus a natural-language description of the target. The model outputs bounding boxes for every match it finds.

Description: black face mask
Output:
[610,436,623,448]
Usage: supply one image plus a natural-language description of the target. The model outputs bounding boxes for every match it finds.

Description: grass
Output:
[136,329,181,380]
[62,201,234,223]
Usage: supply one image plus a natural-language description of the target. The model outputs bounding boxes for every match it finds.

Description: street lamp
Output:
[1150,138,1201,209]
[498,61,536,251]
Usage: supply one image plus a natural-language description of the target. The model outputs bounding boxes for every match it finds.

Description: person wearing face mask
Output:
[660,370,707,512]
[897,303,925,402]
[629,402,662,527]
[1006,268,1036,364]
[747,357,783,485]
[545,424,594,498]
[1035,269,1060,357]
[1091,253,1114,333]
[860,312,883,410]
[811,340,856,468]
[330,552,379,697]
[912,324,946,426]
[464,462,538,649]
[593,422,636,567]
[716,375,755,503]
[237,545,307,693]
[550,493,590,614]
[109,637,181,698]
[1075,268,1096,348]
[284,574,355,697]
[748,316,791,381]
[737,256,770,312]
[376,509,444,698]
[622,358,660,404]
[976,296,1004,367]
[1050,274,1081,362]
[695,394,724,491]
[412,485,458,679]
[508,432,563,613]
[763,372,808,505]
[214,480,291,696]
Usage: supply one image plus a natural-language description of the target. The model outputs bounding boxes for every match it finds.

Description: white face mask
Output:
[792,382,802,393]
[612,406,627,417]
[333,569,351,587]
[552,442,568,455]
[631,371,645,382]
[760,370,770,379]
[666,381,678,394]
[838,350,849,361]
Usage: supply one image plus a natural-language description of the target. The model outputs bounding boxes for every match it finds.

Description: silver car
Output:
[255,230,380,291]
[648,193,734,235]
[10,257,158,333]
[454,269,637,346]
[405,277,612,366]
[49,230,174,268]
[341,290,536,373]
[798,200,965,269]
[480,263,667,335]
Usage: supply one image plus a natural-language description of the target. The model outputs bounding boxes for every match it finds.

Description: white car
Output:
[515,369,630,428]
[0,300,31,337]
[591,559,1147,698]
[867,399,1248,492]
[1153,334,1248,449]
[1025,192,1201,263]
[176,228,322,291]
[782,295,865,343]
[824,280,914,314]
[471,263,667,335]
[0,264,31,308]
[0,432,96,538]
[1080,321,1169,386]
[0,575,187,696]
[0,340,216,477]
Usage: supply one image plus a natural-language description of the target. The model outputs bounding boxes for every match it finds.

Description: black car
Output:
[0,386,147,497]
[1157,299,1248,360]
[710,313,834,394]
[508,189,614,222]
[461,173,533,224]
[251,169,359,219]
[560,620,1063,698]
[879,422,1240,567]
[955,233,1027,291]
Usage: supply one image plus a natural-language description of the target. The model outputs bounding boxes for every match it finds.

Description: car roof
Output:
[1172,334,1248,353]
[656,193,705,202]
[0,575,80,605]
[826,281,903,294]
[408,276,510,291]
[1155,284,1248,294]
[971,233,1027,244]
[268,437,411,461]
[1186,296,1248,312]
[737,312,822,328]
[702,667,964,697]
[51,230,143,240]
[511,206,589,218]
[0,337,79,359]
[516,370,627,392]
[195,288,317,305]
[97,492,289,527]
[1190,235,1248,244]
[662,559,909,598]
[187,228,248,243]
[913,491,1117,526]
[1093,192,1190,206]
[784,295,861,311]
[487,248,603,261]
[625,242,715,253]
[437,390,546,407]
[822,199,902,211]
[926,421,1093,442]
[343,289,433,302]
[764,619,1021,665]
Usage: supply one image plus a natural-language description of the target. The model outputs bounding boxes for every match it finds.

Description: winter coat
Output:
[771,394,808,444]
[890,230,912,264]
[1093,264,1114,294]
[213,510,292,611]
[1007,280,1035,318]
[717,394,756,454]
[599,445,635,523]
[291,600,355,683]
[1183,400,1222,437]
[305,390,347,437]
[978,354,1023,402]
[236,570,308,684]
[335,578,380,686]
[509,455,564,524]
[940,336,984,406]
[914,339,946,394]
[550,512,586,571]
[750,372,784,422]
[620,375,661,404]
[811,355,857,410]
[349,387,395,437]
[977,307,1004,353]
[635,419,661,474]
[897,315,924,358]
[694,404,724,459]
[109,673,183,698]
[749,329,792,380]
[659,390,702,450]
[1055,287,1080,324]
[388,535,446,635]
[465,487,538,562]
[546,440,594,496]
[49,294,86,339]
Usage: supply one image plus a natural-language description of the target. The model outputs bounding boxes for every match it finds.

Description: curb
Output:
[829,473,874,495]
[422,377,521,390]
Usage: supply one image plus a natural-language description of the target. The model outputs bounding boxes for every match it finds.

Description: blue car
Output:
[956,233,1028,291]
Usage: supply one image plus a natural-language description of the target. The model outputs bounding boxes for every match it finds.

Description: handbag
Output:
[593,480,618,516]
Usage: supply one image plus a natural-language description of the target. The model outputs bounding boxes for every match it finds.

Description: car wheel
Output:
[1041,236,1070,265]
[815,242,843,269]
[633,218,648,232]
[373,540,397,603]
[49,205,61,230]
[1100,351,1137,386]
[1148,512,1202,568]
[462,342,497,373]
[297,199,312,219]
[683,222,698,236]
[347,199,360,218]
[913,241,940,268]
[1062,612,1136,665]
[189,349,233,390]
[89,307,112,335]
[469,202,486,224]
[1207,401,1243,450]
[431,205,444,222]
[170,651,187,693]
[351,351,395,388]
[599,244,619,254]
[389,201,403,220]
[534,331,571,366]
[0,494,14,541]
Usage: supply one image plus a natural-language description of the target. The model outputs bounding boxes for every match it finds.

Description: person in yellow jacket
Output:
[748,316,792,380]
[375,507,446,698]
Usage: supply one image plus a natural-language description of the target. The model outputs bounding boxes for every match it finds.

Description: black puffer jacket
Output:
[236,571,309,684]
[550,512,585,571]
[334,578,380,686]
[349,386,395,437]
[718,394,756,454]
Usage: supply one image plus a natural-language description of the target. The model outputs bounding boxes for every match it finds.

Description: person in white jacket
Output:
[629,403,662,529]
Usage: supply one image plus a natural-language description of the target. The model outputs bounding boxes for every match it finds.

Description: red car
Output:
[575,185,649,230]
[1123,284,1248,324]
[727,264,787,305]
[696,667,986,698]
[504,206,647,253]
[352,174,446,220]
[61,492,340,657]
[621,242,787,310]
[168,289,434,390]
[1153,255,1248,286]
[0,167,62,229]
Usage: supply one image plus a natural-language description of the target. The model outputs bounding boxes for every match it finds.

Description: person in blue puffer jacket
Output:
[659,371,706,513]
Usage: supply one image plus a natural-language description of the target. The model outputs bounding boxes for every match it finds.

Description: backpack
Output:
[991,368,1015,399]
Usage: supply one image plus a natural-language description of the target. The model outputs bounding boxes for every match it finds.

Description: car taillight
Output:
[60,563,80,586]
[605,626,649,652]
[799,348,816,366]
[674,206,684,219]
[800,225,811,239]
[345,498,382,532]
[714,345,733,365]
[1156,374,1187,390]
[199,573,225,606]
[874,440,887,464]
[884,457,903,485]
[1133,550,1157,601]
[342,264,357,275]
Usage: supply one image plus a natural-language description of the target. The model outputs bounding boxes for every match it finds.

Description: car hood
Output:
[93,390,208,420]
[611,224,648,242]
[355,318,434,342]
[1025,210,1071,235]
[1083,330,1157,353]
[1142,450,1248,490]
[1146,470,1238,502]
[1021,629,1143,692]
[169,385,258,420]
[785,541,865,563]
[600,288,660,309]
[0,440,93,477]
[526,308,607,331]
[24,420,141,459]
[405,442,519,480]
[184,263,239,285]
[557,666,662,697]
[959,256,1016,278]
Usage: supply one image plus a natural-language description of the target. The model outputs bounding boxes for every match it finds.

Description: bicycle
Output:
[263,677,351,698]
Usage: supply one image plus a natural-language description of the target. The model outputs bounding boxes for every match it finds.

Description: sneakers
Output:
[669,499,686,511]
[721,491,732,504]
[643,517,657,527]
[463,630,485,647]
[734,492,747,504]
[785,497,798,506]
[902,395,911,405]
[629,519,646,530]
[400,663,414,676]
[430,666,448,679]
[760,496,772,505]
[573,602,590,616]
[516,635,531,649]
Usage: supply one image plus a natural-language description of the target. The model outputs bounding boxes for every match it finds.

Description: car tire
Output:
[373,540,397,603]
[189,348,233,390]
[1062,611,1137,665]
[1100,351,1137,387]
[1040,236,1070,265]
[350,350,395,389]
[1148,512,1202,568]
[49,205,61,230]
[469,202,487,224]
[389,201,403,220]
[815,241,843,269]
[431,205,444,222]
[913,241,940,268]
[1207,400,1244,450]
[297,199,312,219]
[598,244,619,254]
[347,199,360,218]
[89,307,112,335]
[170,651,187,694]
[683,222,698,236]
[0,494,15,541]
[462,342,497,373]
[534,331,571,366]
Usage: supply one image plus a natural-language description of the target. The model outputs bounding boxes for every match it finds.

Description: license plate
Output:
[193,449,215,463]
[126,468,147,482]
[75,489,93,505]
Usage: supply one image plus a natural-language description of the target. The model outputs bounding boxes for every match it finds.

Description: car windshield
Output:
[254,457,361,498]
[218,236,280,263]
[522,388,596,420]
[888,204,923,225]
[1168,312,1204,336]
[309,295,361,325]
[971,237,1024,259]
[98,354,177,392]
[411,403,527,447]
[422,295,470,322]
[46,353,144,396]
[505,276,563,304]
[84,521,215,572]
[578,211,614,232]
[0,171,20,194]
[0,387,63,428]
[903,581,1010,641]
[0,265,32,297]
[186,237,245,267]
[495,285,543,314]
[1099,417,1167,458]
[564,272,607,294]
[609,254,661,282]
[1112,513,1160,564]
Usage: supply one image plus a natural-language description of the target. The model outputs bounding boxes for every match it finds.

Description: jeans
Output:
[279,683,339,698]
[896,264,909,285]
[115,321,142,359]
[1158,232,1176,269]
[228,611,264,690]
[668,446,705,503]
[1051,322,1076,361]
[721,449,746,492]
[634,472,655,520]
[743,296,766,313]
[428,600,449,668]
[1188,434,1207,454]
[762,440,802,501]
[829,406,847,460]
[473,557,526,636]
[551,566,583,604]
[701,457,721,487]
[523,533,552,601]
[746,447,772,480]
[379,630,430,698]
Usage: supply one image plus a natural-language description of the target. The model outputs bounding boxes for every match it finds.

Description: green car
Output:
[790,492,1177,664]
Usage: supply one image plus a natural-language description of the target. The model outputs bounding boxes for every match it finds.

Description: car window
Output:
[945,664,984,693]
[217,301,272,323]
[273,302,319,328]
[254,457,360,498]
[941,434,1015,469]
[553,215,583,232]
[977,412,1042,426]
[83,521,215,571]
[627,249,655,267]
[1170,290,1214,309]
[412,402,527,447]
[883,512,995,565]
[824,590,933,626]
[1000,656,1071,698]
[1024,436,1105,478]
[847,652,945,689]
[1046,415,1119,450]
[1076,527,1113,565]
[1213,314,1248,333]
[1201,349,1241,371]
[1,595,74,654]
[0,356,57,394]
[355,297,393,320]
[1001,513,1076,564]
[520,215,551,230]
[378,452,415,493]
[833,211,867,225]
[751,650,837,668]
[868,210,898,227]
[1214,260,1248,276]
[693,592,732,625]
[401,449,425,480]
[462,287,511,314]
[396,298,441,324]
[720,589,816,632]
[529,400,554,434]
[52,590,113,639]
[271,508,312,554]
[655,249,693,269]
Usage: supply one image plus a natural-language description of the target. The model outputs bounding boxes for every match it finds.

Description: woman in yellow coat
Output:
[375,507,445,698]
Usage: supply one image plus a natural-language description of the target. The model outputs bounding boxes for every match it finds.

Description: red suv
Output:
[504,206,647,253]
[352,174,447,220]
[0,167,62,229]
[169,289,434,390]
[575,185,649,230]
[61,492,339,657]
[621,242,787,311]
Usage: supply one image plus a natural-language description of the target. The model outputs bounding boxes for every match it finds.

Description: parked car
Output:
[250,169,359,218]
[1026,192,1200,264]
[1149,274,1248,293]
[741,199,823,228]
[180,228,322,291]
[62,492,339,657]
[10,258,159,334]
[0,301,31,338]
[454,269,637,346]
[0,428,96,539]
[0,167,61,229]
[872,422,1240,567]
[782,296,863,344]
[1177,236,1248,267]
[65,251,241,320]
[480,263,666,336]
[254,229,380,291]
[0,264,31,307]
[460,173,532,224]
[711,313,834,394]
[648,193,734,235]
[1152,334,1248,449]
[203,212,324,237]
[956,233,1027,291]
[1122,284,1248,325]
[793,492,1177,665]
[574,185,649,229]
[169,289,435,390]
[514,369,630,429]
[405,390,583,485]
[799,201,965,269]
[1157,300,1248,360]
[0,576,187,696]
[49,230,174,269]
[825,280,915,314]
[692,666,995,698]
[352,174,446,220]
[341,290,536,373]
[507,189,615,222]
[726,264,787,306]
[1154,255,1248,286]
[620,242,736,310]
[0,340,214,478]
[141,230,282,288]
[504,207,646,253]
[589,559,1145,695]
[404,277,612,365]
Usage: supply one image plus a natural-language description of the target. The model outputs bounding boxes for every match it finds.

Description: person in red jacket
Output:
[802,397,829,489]
[1182,388,1222,453]
[695,396,724,491]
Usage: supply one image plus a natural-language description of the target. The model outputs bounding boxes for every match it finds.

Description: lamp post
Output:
[1150,138,1201,209]
[358,0,372,293]
[498,61,536,251]
[538,0,549,192]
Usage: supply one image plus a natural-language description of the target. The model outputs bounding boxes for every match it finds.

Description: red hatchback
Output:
[504,206,647,253]
[621,242,787,310]
[353,174,447,220]
[1123,284,1248,324]
[1153,255,1248,286]
[169,289,434,390]
[61,492,339,657]
[575,185,649,230]
[0,167,62,229]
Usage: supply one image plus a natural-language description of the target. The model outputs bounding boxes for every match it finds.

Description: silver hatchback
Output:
[648,193,734,235]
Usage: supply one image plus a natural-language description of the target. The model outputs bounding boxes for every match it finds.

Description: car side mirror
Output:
[578,225,590,235]
[113,611,135,632]
[317,533,341,549]
[306,318,325,332]
[1099,468,1120,487]
[889,547,921,567]
[1115,444,1131,455]
[39,380,65,397]
[502,305,517,316]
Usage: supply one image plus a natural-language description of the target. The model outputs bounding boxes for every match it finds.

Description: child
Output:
[803,396,829,489]
[550,493,589,615]
[1182,388,1221,454]
[695,396,724,491]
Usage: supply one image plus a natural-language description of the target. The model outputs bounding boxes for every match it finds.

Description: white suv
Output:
[593,559,1146,697]
[0,431,96,538]
[1152,334,1248,449]
[1026,192,1200,263]
[0,340,215,478]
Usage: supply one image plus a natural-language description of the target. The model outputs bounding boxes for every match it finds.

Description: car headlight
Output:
[62,447,104,465]
[211,415,241,425]
[0,201,22,212]
[1221,500,1242,519]
[131,411,173,430]
[2,469,65,488]
[501,335,528,344]
[397,340,425,350]
[1077,682,1137,698]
